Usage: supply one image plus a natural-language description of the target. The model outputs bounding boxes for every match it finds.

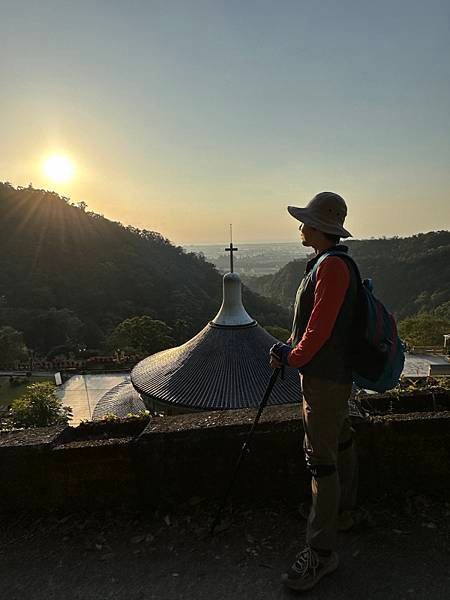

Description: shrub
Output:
[265,325,291,342]
[8,382,72,429]
[398,313,450,347]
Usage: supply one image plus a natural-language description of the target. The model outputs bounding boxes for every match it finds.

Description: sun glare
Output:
[43,155,75,183]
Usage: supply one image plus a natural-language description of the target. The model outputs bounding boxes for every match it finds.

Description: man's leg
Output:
[302,375,353,551]
[281,375,352,591]
[337,417,358,514]
[298,417,359,529]
[337,416,371,530]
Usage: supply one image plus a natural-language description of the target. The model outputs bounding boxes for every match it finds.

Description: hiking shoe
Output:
[281,546,339,592]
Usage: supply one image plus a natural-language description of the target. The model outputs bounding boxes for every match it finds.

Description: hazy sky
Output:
[2,1,450,244]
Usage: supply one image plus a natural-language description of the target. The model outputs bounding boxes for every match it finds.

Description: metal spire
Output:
[212,225,254,327]
[225,224,238,273]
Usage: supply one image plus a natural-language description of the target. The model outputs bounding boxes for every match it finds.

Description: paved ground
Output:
[1,494,449,600]
[51,354,449,424]
[403,354,449,377]
[55,373,129,424]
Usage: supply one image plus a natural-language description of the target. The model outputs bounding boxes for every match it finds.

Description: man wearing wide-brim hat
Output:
[270,191,359,592]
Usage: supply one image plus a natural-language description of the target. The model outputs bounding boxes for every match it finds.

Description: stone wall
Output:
[0,403,449,513]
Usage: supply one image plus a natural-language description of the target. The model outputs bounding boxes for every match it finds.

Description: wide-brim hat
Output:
[288,191,352,238]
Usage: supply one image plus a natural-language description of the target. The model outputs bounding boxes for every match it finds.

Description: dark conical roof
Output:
[131,321,301,411]
[92,380,146,420]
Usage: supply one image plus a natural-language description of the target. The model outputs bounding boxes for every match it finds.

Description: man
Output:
[270,191,358,592]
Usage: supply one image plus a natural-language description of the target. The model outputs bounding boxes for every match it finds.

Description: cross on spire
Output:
[225,224,238,273]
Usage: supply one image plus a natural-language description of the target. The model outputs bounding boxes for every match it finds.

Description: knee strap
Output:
[307,462,336,478]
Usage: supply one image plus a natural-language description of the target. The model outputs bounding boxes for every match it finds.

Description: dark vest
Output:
[290,245,357,383]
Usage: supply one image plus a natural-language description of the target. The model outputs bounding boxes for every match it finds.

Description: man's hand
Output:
[269,354,282,369]
[269,342,291,368]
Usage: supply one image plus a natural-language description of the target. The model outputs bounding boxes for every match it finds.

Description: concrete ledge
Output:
[359,391,450,414]
[0,425,67,451]
[429,364,450,376]
[0,403,449,512]
[355,412,450,498]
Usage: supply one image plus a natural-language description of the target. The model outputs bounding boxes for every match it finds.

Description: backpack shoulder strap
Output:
[310,251,362,286]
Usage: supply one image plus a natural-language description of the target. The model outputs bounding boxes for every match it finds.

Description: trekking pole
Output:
[210,366,283,536]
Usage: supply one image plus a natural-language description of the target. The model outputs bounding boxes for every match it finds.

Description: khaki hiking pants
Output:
[301,374,358,551]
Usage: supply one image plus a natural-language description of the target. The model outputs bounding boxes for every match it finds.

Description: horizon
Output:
[3,180,448,248]
[182,229,450,246]
[2,2,450,244]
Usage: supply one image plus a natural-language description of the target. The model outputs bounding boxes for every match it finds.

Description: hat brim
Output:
[287,206,352,238]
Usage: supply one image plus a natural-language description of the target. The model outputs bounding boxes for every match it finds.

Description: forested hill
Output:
[0,183,288,353]
[243,232,450,320]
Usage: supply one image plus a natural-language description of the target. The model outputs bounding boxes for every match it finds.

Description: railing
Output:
[409,346,446,356]
[429,364,450,376]
[0,355,143,372]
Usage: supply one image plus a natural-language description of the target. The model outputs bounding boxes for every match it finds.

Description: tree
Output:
[398,313,450,347]
[33,308,85,355]
[172,319,191,344]
[265,325,291,341]
[0,326,27,365]
[435,301,450,322]
[8,382,72,429]
[106,316,175,355]
[0,183,291,355]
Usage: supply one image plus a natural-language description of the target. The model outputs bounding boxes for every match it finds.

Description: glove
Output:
[269,342,291,366]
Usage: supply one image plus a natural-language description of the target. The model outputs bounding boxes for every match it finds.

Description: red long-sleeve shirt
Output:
[287,256,350,368]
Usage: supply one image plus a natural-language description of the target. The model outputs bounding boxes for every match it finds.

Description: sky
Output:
[1,0,450,244]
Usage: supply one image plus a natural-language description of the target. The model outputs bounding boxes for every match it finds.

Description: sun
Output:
[43,155,75,183]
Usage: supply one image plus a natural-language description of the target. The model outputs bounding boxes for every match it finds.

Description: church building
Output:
[93,241,300,418]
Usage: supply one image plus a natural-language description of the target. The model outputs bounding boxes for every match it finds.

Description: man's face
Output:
[298,223,317,247]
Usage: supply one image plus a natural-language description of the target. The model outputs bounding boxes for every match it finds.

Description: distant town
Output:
[183,242,310,276]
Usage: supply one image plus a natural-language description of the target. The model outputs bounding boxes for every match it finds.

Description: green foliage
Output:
[396,376,450,394]
[7,382,72,429]
[0,183,289,354]
[245,232,450,321]
[106,316,175,355]
[172,319,191,344]
[243,259,307,307]
[34,308,85,355]
[398,313,450,347]
[99,410,150,422]
[264,325,291,341]
[434,301,450,321]
[0,326,27,364]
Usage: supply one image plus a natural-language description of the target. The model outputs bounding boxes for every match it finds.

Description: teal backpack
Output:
[311,251,406,393]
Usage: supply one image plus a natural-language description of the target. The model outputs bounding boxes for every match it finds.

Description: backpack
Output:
[311,251,406,393]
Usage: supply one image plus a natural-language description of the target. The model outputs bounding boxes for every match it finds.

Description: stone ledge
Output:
[0,403,449,512]
[0,425,67,451]
[53,437,135,450]
[139,404,302,438]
